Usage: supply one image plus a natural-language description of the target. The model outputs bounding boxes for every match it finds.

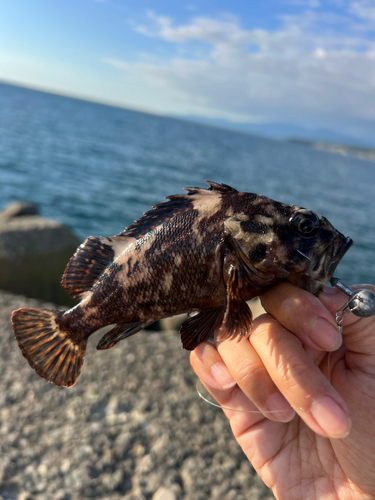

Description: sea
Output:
[1,81,374,286]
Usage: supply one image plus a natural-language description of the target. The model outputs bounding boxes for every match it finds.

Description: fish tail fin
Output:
[11,308,87,388]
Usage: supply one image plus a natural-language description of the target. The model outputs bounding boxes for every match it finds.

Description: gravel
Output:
[0,291,275,500]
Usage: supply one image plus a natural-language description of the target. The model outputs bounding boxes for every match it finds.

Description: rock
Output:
[152,487,176,500]
[247,298,266,319]
[0,215,80,306]
[159,313,187,331]
[0,201,39,223]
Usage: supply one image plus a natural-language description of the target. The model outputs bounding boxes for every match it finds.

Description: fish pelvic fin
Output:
[61,235,134,299]
[218,265,253,341]
[12,308,87,388]
[180,307,225,351]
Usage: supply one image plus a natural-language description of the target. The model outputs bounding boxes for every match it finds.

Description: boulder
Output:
[0,213,80,306]
[0,200,39,223]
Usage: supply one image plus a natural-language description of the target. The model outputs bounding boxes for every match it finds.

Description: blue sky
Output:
[1,0,375,145]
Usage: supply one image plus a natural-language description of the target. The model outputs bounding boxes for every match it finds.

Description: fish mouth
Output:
[312,236,353,281]
[325,236,353,277]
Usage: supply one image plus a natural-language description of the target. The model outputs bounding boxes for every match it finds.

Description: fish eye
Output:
[289,210,321,238]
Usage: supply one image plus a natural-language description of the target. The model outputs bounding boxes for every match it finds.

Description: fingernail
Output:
[210,362,236,389]
[311,396,351,438]
[322,285,338,295]
[266,392,295,422]
[311,318,342,351]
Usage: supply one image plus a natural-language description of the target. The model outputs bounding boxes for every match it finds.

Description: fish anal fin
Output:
[218,265,253,341]
[11,308,86,388]
[61,235,134,299]
[96,321,152,350]
[180,307,225,351]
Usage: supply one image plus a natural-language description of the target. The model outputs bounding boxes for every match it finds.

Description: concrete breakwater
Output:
[0,201,80,307]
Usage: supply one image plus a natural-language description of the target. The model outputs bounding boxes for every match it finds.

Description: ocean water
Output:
[0,81,374,286]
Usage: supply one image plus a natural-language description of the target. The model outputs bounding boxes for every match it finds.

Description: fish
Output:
[11,181,353,388]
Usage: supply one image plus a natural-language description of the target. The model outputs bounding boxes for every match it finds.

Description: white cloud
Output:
[106,8,375,132]
[350,0,375,21]
[134,11,253,45]
[313,47,327,58]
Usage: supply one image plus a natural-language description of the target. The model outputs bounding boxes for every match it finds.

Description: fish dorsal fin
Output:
[61,235,134,299]
[190,181,238,195]
[121,181,238,240]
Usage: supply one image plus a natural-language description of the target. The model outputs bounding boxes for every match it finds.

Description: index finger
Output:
[260,282,342,354]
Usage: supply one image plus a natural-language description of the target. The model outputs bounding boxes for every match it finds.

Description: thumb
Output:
[319,284,375,356]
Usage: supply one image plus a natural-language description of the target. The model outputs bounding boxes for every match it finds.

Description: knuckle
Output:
[277,355,312,388]
[235,361,266,387]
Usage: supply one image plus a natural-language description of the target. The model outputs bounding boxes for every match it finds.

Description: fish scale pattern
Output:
[12,182,352,387]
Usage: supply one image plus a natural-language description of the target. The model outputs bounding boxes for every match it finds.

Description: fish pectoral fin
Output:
[180,307,225,351]
[218,264,253,341]
[96,321,152,350]
[11,308,86,388]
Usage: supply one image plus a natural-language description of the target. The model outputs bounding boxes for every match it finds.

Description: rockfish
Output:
[12,181,353,387]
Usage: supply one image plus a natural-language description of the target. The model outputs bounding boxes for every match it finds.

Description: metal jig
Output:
[330,277,375,331]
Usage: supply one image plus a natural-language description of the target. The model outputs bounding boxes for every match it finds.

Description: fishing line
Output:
[196,380,291,415]
[327,351,332,384]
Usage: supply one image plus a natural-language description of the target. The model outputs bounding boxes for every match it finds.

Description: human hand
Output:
[190,282,375,500]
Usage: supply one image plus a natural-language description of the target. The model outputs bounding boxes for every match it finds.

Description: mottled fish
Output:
[12,181,353,387]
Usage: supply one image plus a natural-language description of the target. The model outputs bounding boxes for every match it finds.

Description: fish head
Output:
[286,207,353,294]
[224,197,353,295]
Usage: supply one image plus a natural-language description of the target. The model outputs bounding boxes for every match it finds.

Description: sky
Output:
[1,0,375,145]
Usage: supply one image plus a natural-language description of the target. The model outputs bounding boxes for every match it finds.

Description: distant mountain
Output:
[177,115,375,149]
[3,78,375,150]
[286,139,375,163]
